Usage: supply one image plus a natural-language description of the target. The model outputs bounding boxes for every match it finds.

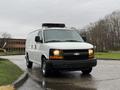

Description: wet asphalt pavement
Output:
[1,55,120,90]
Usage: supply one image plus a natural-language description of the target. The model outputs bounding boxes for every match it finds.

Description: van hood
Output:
[44,42,93,49]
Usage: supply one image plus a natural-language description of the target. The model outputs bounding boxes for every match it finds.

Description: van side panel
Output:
[26,30,41,64]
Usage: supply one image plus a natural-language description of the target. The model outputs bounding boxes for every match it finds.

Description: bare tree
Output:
[0,32,12,49]
[0,32,11,38]
[80,10,120,52]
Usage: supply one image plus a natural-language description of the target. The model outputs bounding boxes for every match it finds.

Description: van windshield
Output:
[44,29,84,43]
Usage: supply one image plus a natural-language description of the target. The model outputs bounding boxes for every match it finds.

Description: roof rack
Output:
[42,23,65,28]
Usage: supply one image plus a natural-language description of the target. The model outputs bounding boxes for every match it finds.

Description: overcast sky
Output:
[0,0,120,38]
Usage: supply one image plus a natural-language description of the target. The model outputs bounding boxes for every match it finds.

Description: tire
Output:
[26,54,33,69]
[81,68,92,75]
[41,57,50,77]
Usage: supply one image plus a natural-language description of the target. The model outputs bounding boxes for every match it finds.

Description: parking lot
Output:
[1,55,120,90]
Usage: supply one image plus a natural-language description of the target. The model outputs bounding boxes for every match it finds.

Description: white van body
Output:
[25,23,97,76]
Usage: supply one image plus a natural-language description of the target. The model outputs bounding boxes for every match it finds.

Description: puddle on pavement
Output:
[36,79,97,90]
[28,67,97,90]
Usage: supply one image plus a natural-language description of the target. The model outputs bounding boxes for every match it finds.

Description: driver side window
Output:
[38,31,43,42]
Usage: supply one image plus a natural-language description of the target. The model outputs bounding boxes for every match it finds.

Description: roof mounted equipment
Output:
[42,23,65,28]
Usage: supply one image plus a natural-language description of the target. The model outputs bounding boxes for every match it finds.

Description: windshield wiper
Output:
[45,40,63,43]
[64,40,81,42]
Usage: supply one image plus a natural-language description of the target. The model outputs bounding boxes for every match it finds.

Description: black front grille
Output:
[63,49,88,60]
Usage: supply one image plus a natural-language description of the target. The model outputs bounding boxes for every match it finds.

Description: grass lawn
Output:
[0,58,23,85]
[95,52,120,59]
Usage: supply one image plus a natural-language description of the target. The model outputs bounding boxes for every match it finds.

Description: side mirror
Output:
[82,36,87,42]
[35,36,42,43]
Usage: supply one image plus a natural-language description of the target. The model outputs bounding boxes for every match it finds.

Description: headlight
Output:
[88,49,94,58]
[89,49,94,55]
[53,50,60,56]
[49,49,63,60]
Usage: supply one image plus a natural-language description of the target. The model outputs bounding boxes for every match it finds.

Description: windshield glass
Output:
[44,29,84,43]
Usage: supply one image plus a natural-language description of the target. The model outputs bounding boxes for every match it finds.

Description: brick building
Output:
[0,38,26,54]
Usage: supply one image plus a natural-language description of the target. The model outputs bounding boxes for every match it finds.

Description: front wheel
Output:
[81,68,92,75]
[41,58,50,77]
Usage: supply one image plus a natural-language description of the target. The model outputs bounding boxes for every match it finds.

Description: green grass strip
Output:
[95,52,120,59]
[0,58,23,85]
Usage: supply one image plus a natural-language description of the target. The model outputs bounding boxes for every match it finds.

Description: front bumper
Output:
[46,59,97,70]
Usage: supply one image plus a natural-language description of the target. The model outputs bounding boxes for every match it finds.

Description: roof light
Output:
[42,23,65,28]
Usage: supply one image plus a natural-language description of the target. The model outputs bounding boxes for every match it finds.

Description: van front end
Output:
[45,49,97,73]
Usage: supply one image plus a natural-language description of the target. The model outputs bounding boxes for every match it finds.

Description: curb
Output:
[12,72,28,88]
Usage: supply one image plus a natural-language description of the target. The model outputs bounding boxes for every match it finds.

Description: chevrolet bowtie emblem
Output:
[74,53,80,55]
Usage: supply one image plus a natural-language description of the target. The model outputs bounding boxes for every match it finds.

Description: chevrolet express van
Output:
[25,23,97,76]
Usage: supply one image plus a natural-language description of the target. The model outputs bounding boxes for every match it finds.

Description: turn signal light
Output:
[49,56,63,60]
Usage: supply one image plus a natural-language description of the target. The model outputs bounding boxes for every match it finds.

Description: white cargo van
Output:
[25,23,97,76]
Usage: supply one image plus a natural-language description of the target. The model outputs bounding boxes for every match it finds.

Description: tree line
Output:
[80,10,120,52]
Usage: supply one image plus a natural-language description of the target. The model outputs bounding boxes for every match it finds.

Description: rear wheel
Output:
[81,68,92,75]
[26,54,33,69]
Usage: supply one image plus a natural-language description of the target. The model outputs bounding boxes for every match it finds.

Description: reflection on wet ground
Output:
[39,81,96,90]
[28,67,97,90]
